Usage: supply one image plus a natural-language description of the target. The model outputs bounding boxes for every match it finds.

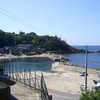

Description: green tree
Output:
[0,30,5,47]
[26,32,37,36]
[19,31,25,36]
[4,32,15,46]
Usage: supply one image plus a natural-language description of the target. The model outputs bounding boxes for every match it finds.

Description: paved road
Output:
[11,83,80,100]
[48,89,80,100]
[11,83,41,100]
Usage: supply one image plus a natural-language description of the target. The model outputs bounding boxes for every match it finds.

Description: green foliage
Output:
[19,31,25,36]
[80,87,100,100]
[0,30,15,47]
[0,29,77,54]
[26,52,35,55]
[26,32,37,36]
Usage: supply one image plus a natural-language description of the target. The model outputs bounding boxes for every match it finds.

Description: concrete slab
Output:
[11,83,41,100]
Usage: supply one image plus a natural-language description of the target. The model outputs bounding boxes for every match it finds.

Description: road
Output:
[11,83,80,100]
[48,89,80,100]
[11,83,41,100]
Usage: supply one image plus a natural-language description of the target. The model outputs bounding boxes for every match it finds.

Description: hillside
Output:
[0,29,85,54]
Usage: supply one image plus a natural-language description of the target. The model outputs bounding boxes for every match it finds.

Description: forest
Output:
[0,29,84,54]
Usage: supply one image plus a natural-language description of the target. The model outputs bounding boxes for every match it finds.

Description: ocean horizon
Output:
[72,45,100,51]
[66,45,100,69]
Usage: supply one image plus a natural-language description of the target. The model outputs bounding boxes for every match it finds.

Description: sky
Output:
[0,0,100,45]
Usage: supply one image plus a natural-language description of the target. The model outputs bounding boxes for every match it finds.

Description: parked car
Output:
[79,72,88,76]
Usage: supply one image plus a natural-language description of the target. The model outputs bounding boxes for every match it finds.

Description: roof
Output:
[17,44,33,47]
[0,75,16,85]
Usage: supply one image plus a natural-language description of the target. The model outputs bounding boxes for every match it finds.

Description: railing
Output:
[41,73,50,100]
[2,65,50,100]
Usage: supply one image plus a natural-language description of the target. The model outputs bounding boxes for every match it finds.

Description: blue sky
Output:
[0,0,100,45]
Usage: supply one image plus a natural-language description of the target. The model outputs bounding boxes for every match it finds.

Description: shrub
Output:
[80,87,100,100]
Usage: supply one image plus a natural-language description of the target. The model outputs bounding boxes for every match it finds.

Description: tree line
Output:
[0,29,78,54]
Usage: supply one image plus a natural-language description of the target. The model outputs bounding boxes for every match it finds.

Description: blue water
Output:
[66,46,100,69]
[0,57,54,72]
[72,45,100,51]
[0,45,100,71]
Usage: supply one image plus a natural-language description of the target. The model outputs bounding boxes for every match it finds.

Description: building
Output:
[16,44,34,53]
[31,48,45,54]
[0,69,16,100]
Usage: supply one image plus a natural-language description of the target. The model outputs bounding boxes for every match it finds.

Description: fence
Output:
[2,65,50,100]
[41,73,50,100]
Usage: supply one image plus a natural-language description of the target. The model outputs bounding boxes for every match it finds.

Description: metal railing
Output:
[2,65,50,100]
[41,73,50,100]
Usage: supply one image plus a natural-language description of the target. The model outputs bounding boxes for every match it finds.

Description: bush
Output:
[26,52,35,55]
[80,87,100,100]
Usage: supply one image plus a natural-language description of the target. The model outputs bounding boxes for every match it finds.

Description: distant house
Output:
[31,48,45,54]
[16,44,34,53]
[3,46,14,54]
[0,69,16,100]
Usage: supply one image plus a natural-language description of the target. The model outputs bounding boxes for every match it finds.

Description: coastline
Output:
[0,53,64,60]
[0,53,100,94]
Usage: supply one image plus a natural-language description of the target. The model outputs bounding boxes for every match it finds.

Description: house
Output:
[31,48,45,54]
[4,46,14,54]
[0,69,16,100]
[16,44,34,53]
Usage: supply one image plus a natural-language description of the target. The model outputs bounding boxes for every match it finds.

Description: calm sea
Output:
[66,45,100,69]
[0,57,54,72]
[72,45,100,51]
[0,45,100,72]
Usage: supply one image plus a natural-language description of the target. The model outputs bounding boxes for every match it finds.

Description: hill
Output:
[0,29,85,54]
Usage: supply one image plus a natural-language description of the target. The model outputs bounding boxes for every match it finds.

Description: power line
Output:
[0,7,49,34]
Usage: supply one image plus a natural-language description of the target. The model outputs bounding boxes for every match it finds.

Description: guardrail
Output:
[2,65,50,100]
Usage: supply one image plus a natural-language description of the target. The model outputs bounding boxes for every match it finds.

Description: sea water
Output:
[0,45,100,72]
[66,45,100,69]
[0,57,54,72]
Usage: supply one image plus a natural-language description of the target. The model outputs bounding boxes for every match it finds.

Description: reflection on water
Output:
[0,57,54,72]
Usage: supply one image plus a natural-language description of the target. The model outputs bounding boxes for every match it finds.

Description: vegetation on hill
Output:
[0,29,85,54]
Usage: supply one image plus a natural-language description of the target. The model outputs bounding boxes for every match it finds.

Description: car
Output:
[79,72,88,76]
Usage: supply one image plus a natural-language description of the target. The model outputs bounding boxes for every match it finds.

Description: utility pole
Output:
[85,45,88,91]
